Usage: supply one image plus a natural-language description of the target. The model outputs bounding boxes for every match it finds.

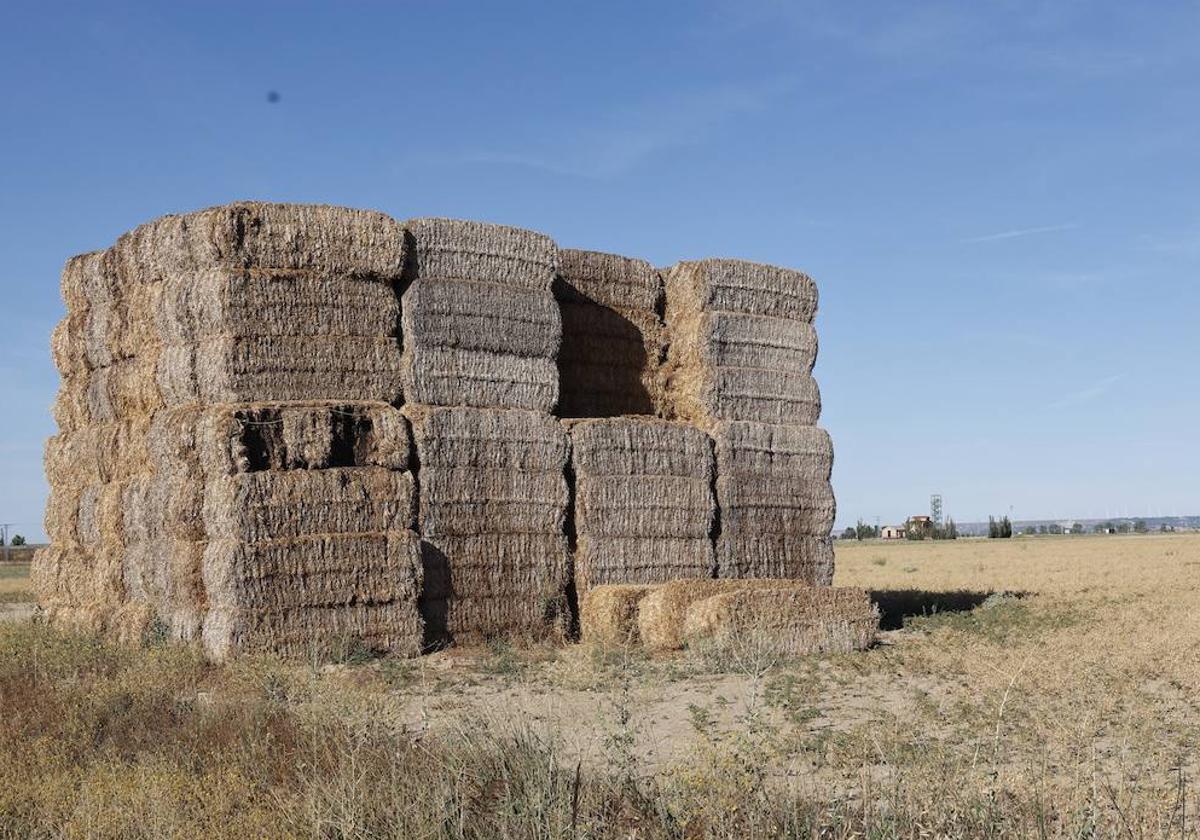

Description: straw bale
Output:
[713,421,833,481]
[194,402,410,475]
[112,202,408,285]
[575,475,713,538]
[682,587,878,655]
[158,267,401,344]
[51,379,90,433]
[637,579,814,652]
[575,536,713,592]
[402,278,561,358]
[405,217,558,289]
[159,335,404,405]
[716,534,835,584]
[556,300,664,349]
[202,531,422,611]
[568,417,713,478]
[671,364,821,428]
[43,486,83,545]
[700,311,817,373]
[50,316,88,378]
[84,355,164,421]
[75,481,128,547]
[716,476,836,536]
[665,259,818,323]
[401,345,558,412]
[406,405,568,472]
[418,467,568,537]
[202,529,422,660]
[578,584,655,646]
[420,533,570,643]
[556,249,663,313]
[122,471,204,543]
[44,417,153,490]
[121,538,206,639]
[204,467,416,543]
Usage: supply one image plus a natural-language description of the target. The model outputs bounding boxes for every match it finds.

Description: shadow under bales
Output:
[870,589,1029,631]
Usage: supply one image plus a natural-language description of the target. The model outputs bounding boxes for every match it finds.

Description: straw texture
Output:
[636,579,815,652]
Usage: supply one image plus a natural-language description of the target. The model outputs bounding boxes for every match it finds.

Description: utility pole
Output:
[0,524,12,564]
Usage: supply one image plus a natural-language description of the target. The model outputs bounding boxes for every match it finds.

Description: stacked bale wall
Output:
[37,203,424,659]
[402,220,570,645]
[662,259,835,582]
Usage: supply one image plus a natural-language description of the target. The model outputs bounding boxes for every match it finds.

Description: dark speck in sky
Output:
[267,91,281,103]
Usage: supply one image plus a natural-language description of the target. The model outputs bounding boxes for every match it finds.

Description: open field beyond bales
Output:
[3,534,1200,838]
[0,562,32,604]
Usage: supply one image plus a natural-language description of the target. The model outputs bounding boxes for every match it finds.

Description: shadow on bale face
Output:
[869,589,1030,631]
[419,541,453,651]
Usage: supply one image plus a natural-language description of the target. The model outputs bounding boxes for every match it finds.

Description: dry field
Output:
[2,533,1199,838]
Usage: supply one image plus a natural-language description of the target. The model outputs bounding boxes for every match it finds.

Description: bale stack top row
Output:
[37,201,840,659]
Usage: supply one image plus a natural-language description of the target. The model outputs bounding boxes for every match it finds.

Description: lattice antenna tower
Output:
[930,494,943,528]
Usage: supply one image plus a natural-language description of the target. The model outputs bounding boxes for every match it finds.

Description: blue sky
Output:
[2,1,1198,540]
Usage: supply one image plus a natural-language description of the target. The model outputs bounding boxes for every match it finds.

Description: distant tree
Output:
[933,517,958,540]
[1116,521,1131,534]
[988,516,998,539]
[1070,523,1085,535]
[853,519,879,541]
[1160,523,1173,533]
[9,535,25,547]
[1133,519,1148,534]
[1023,525,1036,536]
[1048,523,1063,535]
[841,527,856,540]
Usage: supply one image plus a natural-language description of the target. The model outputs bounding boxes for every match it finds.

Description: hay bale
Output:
[663,259,822,427]
[401,346,557,412]
[682,586,878,655]
[637,579,813,652]
[406,405,568,472]
[579,584,655,646]
[418,467,567,537]
[405,217,558,289]
[568,418,715,590]
[716,534,835,584]
[159,335,405,405]
[402,278,561,358]
[44,417,153,489]
[713,421,833,480]
[665,259,818,322]
[159,267,402,344]
[201,529,422,660]
[575,536,713,591]
[112,202,408,284]
[716,476,836,536]
[204,467,416,543]
[554,250,666,418]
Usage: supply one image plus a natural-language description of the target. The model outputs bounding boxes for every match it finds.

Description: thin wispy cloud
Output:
[964,223,1079,244]
[1049,374,1123,410]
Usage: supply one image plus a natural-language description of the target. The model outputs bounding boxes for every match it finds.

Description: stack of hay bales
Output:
[36,203,424,659]
[663,259,835,582]
[403,219,570,644]
[554,250,666,417]
[566,417,714,592]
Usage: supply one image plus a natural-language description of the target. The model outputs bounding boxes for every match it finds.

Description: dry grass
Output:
[5,533,1200,837]
[0,562,32,603]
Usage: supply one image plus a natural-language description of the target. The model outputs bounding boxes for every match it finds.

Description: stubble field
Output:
[2,533,1198,838]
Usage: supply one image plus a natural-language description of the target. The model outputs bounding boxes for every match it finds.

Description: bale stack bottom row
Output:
[35,202,854,659]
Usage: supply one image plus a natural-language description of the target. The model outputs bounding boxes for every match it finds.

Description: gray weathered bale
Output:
[158,335,404,405]
[159,268,401,344]
[406,405,568,472]
[401,345,558,412]
[575,536,713,592]
[419,533,570,642]
[418,467,568,537]
[567,417,712,477]
[204,468,416,543]
[575,475,713,538]
[402,278,561,358]
[405,217,558,289]
[716,476,836,535]
[701,311,817,373]
[716,533,834,584]
[713,421,833,481]
[556,249,662,313]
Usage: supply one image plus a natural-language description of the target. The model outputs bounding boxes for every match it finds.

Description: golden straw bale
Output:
[405,217,558,290]
[682,586,878,655]
[112,202,408,285]
[637,579,813,652]
[579,584,656,646]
